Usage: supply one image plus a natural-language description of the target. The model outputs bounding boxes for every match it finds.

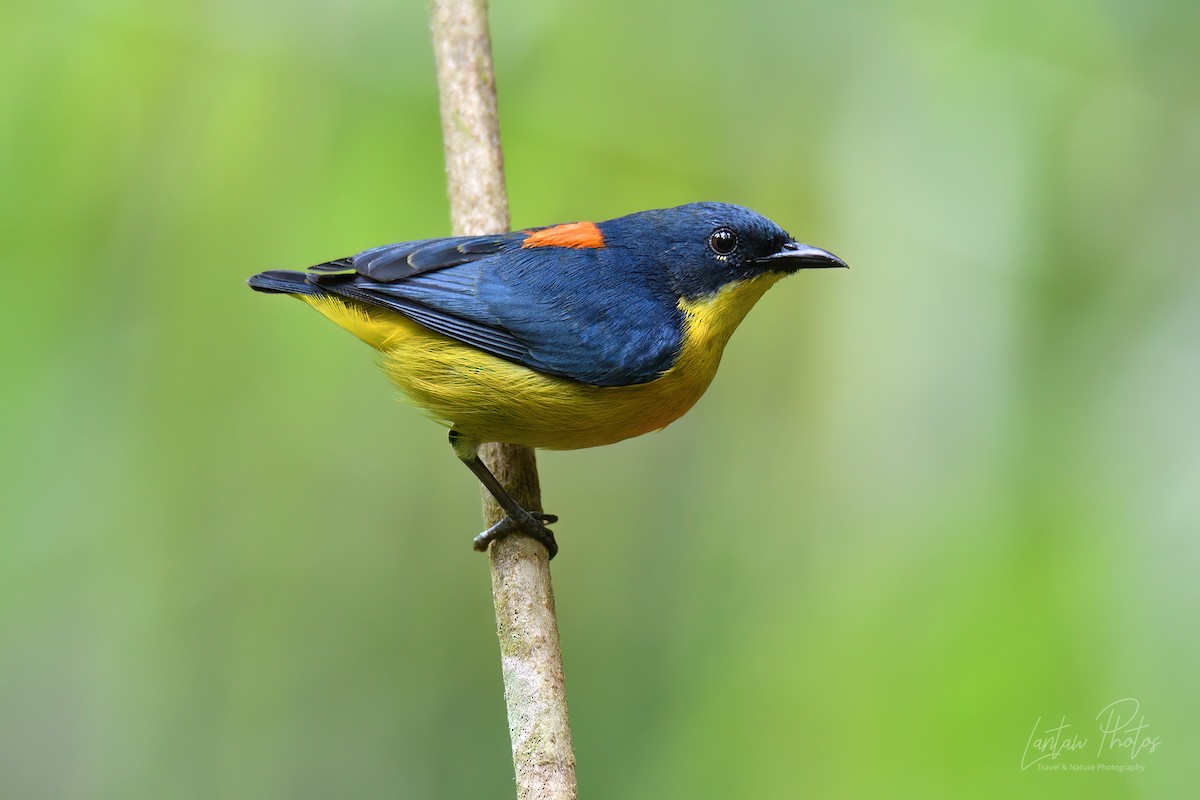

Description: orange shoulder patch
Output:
[521,221,605,249]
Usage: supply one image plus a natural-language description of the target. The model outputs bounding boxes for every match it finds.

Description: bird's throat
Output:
[675,273,784,365]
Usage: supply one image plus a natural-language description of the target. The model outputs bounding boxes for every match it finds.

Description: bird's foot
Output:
[472,510,559,559]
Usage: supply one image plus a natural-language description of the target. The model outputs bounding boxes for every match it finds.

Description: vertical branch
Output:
[429,0,508,237]
[429,2,578,799]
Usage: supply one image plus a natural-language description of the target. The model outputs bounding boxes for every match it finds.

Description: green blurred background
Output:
[2,0,1197,796]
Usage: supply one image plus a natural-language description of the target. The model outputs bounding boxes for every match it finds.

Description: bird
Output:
[248,202,845,558]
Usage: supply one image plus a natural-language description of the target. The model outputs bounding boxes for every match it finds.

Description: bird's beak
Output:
[758,241,848,271]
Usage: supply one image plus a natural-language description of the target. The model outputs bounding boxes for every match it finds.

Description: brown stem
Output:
[429,2,577,798]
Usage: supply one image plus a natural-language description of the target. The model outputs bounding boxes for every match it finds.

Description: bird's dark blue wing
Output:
[305,231,683,386]
[308,235,511,281]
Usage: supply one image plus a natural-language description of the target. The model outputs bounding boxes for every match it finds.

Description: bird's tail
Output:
[246,270,322,296]
[248,267,396,349]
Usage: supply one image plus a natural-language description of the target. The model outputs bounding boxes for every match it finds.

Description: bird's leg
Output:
[449,430,559,559]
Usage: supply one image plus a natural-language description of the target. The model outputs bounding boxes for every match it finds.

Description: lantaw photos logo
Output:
[1021,698,1161,773]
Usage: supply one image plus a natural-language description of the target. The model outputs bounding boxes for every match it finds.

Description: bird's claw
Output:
[472,510,559,559]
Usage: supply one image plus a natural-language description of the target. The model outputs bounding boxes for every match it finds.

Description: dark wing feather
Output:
[322,279,531,364]
[301,230,682,386]
[312,236,513,282]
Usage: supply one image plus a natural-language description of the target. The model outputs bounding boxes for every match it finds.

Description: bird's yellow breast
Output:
[300,272,782,450]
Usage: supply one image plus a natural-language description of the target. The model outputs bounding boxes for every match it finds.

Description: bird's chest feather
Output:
[543,271,785,446]
[665,272,784,387]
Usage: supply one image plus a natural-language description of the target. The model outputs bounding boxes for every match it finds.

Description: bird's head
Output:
[603,202,846,300]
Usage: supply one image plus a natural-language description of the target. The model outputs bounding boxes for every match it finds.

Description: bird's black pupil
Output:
[710,228,737,255]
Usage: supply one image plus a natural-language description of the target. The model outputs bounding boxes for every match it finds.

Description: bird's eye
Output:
[708,227,738,256]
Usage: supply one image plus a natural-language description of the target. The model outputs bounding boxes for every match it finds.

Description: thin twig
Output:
[428,2,578,798]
